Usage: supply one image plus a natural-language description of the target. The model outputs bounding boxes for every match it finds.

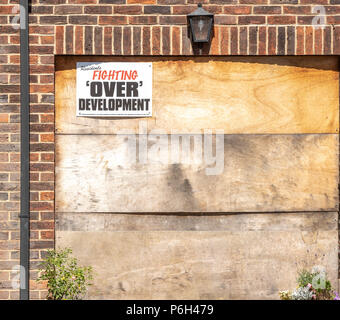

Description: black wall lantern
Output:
[187,3,214,53]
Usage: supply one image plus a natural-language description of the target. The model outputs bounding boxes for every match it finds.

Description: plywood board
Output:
[55,134,338,213]
[56,212,338,300]
[55,56,339,134]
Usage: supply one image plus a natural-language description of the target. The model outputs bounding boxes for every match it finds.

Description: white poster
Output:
[76,62,152,117]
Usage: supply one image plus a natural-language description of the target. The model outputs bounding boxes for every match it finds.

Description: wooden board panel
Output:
[56,212,338,299]
[55,56,339,134]
[55,134,339,213]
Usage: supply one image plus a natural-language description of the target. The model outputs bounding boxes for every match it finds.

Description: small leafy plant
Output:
[38,248,93,300]
[279,268,339,301]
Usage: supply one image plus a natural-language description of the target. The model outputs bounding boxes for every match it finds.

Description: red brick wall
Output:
[0,0,339,299]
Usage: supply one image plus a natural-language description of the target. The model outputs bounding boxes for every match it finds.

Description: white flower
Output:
[291,286,313,300]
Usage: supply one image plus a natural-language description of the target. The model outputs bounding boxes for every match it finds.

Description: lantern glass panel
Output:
[190,16,212,42]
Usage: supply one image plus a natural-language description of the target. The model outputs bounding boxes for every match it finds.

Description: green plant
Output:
[280,268,337,301]
[38,248,93,300]
[297,269,314,288]
[297,269,333,300]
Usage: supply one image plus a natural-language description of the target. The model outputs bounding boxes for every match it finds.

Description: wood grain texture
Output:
[55,134,339,213]
[56,212,338,299]
[55,56,339,134]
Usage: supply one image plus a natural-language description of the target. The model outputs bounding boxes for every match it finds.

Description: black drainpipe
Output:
[19,0,30,300]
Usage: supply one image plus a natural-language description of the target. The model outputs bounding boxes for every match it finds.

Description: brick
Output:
[0,221,19,230]
[130,15,158,25]
[104,27,113,55]
[30,45,54,55]
[258,27,267,55]
[30,143,54,152]
[128,0,155,3]
[277,26,285,55]
[239,0,267,3]
[75,26,84,55]
[159,16,186,25]
[65,26,74,54]
[145,5,171,14]
[0,291,9,299]
[85,26,93,55]
[210,0,236,3]
[305,26,313,54]
[0,271,9,280]
[162,26,170,55]
[333,26,340,54]
[270,0,297,3]
[115,5,142,14]
[99,0,124,3]
[327,16,340,25]
[99,16,127,25]
[0,232,9,240]
[220,26,229,55]
[30,202,54,211]
[298,16,315,25]
[84,6,112,14]
[114,26,122,55]
[30,241,54,250]
[143,26,151,55]
[152,26,161,55]
[224,6,251,14]
[0,173,8,181]
[238,16,265,24]
[325,6,340,14]
[94,26,103,55]
[296,26,305,55]
[300,0,327,3]
[230,26,238,55]
[268,26,277,55]
[30,163,54,172]
[287,26,295,55]
[0,114,8,123]
[157,0,183,3]
[40,231,54,240]
[0,45,19,54]
[172,26,181,55]
[172,5,196,14]
[30,182,54,192]
[54,5,82,14]
[249,26,258,55]
[215,15,237,25]
[0,5,17,14]
[40,192,54,201]
[0,144,19,152]
[284,6,311,14]
[40,16,67,25]
[268,16,296,24]
[69,15,98,25]
[133,26,142,55]
[324,26,332,55]
[123,27,132,55]
[239,26,247,55]
[314,28,322,55]
[55,26,64,55]
[254,6,281,14]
